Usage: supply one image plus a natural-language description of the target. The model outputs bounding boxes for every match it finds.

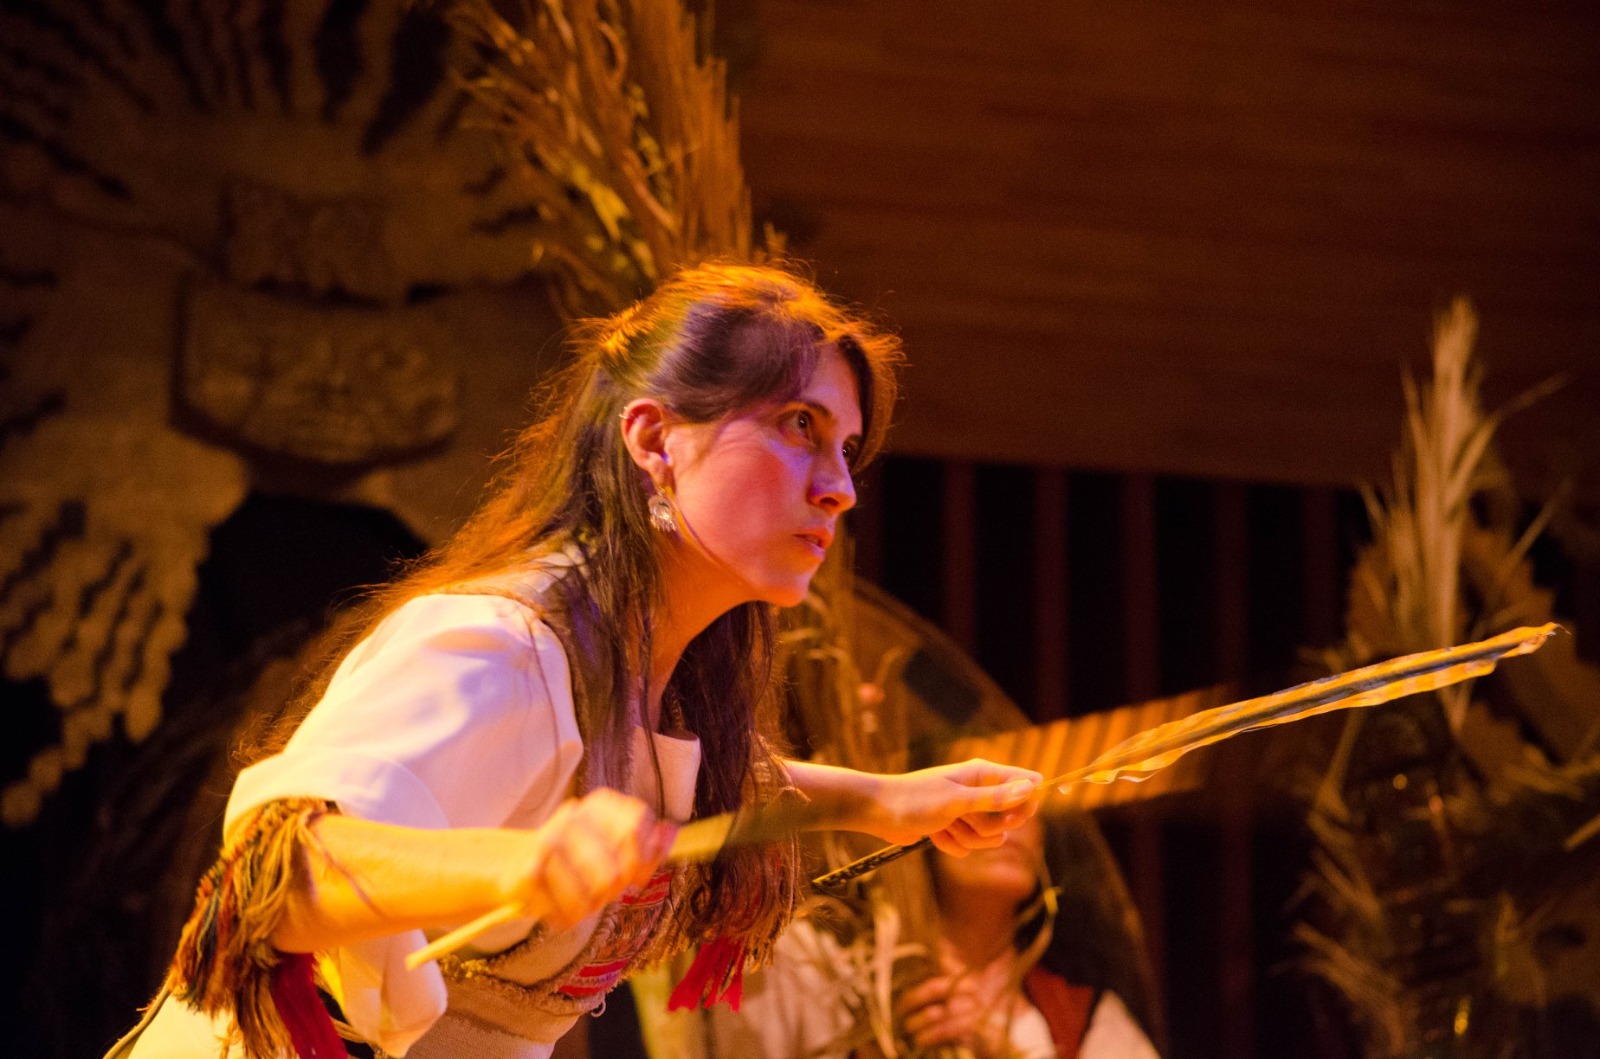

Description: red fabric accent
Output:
[574,958,631,977]
[271,952,348,1059]
[557,957,635,996]
[1021,967,1096,1059]
[667,935,747,1012]
[622,878,673,905]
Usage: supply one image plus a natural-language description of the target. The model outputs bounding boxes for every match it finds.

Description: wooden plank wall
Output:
[729,0,1600,500]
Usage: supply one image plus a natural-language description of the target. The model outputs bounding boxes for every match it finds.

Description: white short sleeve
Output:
[1081,991,1161,1059]
[705,921,857,1057]
[222,592,586,1056]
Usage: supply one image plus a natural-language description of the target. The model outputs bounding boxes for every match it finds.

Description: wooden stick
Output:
[403,810,746,970]
[406,901,542,971]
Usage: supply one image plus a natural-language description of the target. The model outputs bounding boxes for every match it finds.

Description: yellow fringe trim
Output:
[163,798,330,1058]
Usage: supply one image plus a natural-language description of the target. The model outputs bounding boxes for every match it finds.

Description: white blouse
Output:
[698,922,1159,1059]
[132,588,701,1058]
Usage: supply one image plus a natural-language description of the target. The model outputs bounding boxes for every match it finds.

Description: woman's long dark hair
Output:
[1022,811,1163,1042]
[253,261,903,959]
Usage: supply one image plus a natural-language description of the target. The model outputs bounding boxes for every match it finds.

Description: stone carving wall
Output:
[179,281,461,464]
[0,0,567,824]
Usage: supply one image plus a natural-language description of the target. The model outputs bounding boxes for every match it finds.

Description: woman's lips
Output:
[795,527,833,559]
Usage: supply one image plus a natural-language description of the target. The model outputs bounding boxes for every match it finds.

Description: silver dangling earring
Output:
[648,491,676,534]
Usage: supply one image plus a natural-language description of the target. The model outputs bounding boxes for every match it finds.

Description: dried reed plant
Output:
[779,540,946,1056]
[776,542,1065,1058]
[1296,299,1598,1058]
[1330,298,1559,731]
[448,0,767,315]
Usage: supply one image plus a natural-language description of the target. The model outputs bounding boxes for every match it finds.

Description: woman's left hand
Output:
[868,759,1041,855]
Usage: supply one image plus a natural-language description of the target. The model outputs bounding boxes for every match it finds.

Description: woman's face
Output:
[935,813,1043,909]
[664,343,862,608]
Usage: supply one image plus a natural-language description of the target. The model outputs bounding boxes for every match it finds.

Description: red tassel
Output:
[270,952,347,1059]
[667,935,747,1012]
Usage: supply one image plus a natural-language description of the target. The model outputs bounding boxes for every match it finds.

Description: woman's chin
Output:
[742,563,820,608]
[764,581,812,608]
[941,849,1036,896]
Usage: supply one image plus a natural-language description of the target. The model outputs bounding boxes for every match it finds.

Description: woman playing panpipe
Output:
[108,262,1040,1059]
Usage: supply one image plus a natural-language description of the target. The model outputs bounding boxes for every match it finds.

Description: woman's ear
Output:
[620,398,672,487]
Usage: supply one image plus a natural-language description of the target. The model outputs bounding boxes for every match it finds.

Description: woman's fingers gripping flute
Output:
[877,759,1041,856]
[896,975,999,1053]
[501,788,675,932]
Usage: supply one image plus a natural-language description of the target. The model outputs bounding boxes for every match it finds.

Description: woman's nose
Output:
[811,451,857,513]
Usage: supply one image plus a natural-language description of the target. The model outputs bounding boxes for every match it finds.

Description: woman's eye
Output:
[783,409,812,438]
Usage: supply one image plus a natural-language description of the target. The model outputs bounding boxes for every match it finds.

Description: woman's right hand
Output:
[880,974,1008,1058]
[500,788,675,931]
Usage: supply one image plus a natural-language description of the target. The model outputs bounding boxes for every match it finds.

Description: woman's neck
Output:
[939,887,1021,972]
[643,545,746,729]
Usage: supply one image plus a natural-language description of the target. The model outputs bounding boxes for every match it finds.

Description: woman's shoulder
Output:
[236,579,587,834]
[369,545,590,649]
[358,592,556,660]
[437,546,586,613]
[336,580,578,713]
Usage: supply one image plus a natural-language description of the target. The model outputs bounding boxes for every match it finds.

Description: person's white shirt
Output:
[129,589,699,1058]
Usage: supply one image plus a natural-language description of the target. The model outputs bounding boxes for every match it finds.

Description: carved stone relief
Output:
[224,180,404,304]
[180,282,460,465]
[0,0,564,824]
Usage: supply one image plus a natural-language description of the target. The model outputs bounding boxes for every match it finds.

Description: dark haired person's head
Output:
[550,263,901,606]
[928,810,1160,1042]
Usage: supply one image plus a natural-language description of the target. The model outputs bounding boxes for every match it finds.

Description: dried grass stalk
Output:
[1297,298,1592,1058]
[1333,298,1565,731]
[448,0,758,315]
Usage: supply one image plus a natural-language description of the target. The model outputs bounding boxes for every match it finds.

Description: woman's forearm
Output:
[781,759,889,834]
[271,787,666,953]
[781,758,1041,850]
[273,814,535,952]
